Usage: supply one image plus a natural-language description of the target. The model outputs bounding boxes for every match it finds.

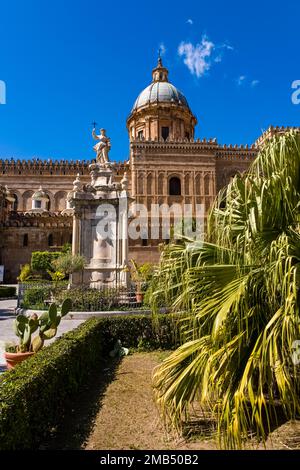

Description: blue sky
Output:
[0,0,299,162]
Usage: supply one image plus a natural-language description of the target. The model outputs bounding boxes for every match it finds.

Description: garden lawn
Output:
[43,351,300,450]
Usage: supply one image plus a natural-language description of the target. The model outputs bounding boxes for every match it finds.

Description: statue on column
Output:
[92,128,111,165]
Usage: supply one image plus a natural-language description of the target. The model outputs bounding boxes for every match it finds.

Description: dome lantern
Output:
[152,56,169,83]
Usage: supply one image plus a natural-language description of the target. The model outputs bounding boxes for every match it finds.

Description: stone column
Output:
[210,172,216,196]
[71,209,81,285]
[192,171,196,214]
[131,169,137,196]
[72,210,81,255]
[163,173,168,199]
[180,121,184,139]
[200,173,205,196]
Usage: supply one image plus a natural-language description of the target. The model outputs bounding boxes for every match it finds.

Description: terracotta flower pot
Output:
[4,351,35,370]
[136,292,144,303]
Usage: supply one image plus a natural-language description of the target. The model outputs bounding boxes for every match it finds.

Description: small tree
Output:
[51,253,86,277]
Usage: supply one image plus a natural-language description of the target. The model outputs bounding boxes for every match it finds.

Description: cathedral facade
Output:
[0,58,295,282]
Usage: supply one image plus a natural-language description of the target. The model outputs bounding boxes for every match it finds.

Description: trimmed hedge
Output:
[0,286,16,298]
[22,286,51,309]
[0,314,179,450]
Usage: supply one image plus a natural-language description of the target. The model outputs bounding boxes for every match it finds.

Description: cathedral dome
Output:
[131,57,190,113]
[132,81,189,112]
[127,57,197,142]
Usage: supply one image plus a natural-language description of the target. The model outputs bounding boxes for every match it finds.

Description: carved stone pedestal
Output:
[69,163,130,289]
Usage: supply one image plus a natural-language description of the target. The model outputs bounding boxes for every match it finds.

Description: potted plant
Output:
[4,298,72,369]
[130,260,153,303]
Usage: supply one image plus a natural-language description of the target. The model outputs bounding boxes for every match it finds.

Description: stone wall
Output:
[0,213,72,282]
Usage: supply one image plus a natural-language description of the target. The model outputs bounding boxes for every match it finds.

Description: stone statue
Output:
[92,128,111,164]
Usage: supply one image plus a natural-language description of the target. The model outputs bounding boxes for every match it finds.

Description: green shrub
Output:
[51,253,86,275]
[54,287,121,311]
[0,286,16,298]
[0,314,179,450]
[31,251,61,273]
[22,287,51,309]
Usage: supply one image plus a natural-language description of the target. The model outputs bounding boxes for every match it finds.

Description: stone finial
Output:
[73,173,82,192]
[121,172,129,190]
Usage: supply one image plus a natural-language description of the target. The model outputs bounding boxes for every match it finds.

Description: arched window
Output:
[204,174,210,195]
[169,177,181,196]
[161,127,169,141]
[23,234,28,247]
[48,234,54,247]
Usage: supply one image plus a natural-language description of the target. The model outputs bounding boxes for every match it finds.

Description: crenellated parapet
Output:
[216,144,257,161]
[0,158,91,176]
[0,211,72,228]
[255,125,300,147]
[0,158,129,176]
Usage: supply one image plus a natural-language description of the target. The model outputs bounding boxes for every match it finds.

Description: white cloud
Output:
[221,43,234,50]
[251,79,260,87]
[158,42,166,56]
[178,36,215,78]
[186,18,193,25]
[237,75,246,86]
[214,55,222,63]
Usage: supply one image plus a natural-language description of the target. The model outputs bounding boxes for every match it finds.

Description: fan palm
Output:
[151,130,300,448]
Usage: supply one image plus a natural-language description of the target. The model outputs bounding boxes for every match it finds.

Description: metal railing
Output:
[17,282,143,311]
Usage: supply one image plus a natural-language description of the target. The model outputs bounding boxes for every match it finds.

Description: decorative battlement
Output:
[216,146,258,161]
[0,211,72,228]
[0,158,129,176]
[255,126,300,146]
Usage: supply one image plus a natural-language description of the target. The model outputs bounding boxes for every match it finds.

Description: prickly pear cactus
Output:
[12,299,72,353]
[13,314,39,352]
[34,299,72,352]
